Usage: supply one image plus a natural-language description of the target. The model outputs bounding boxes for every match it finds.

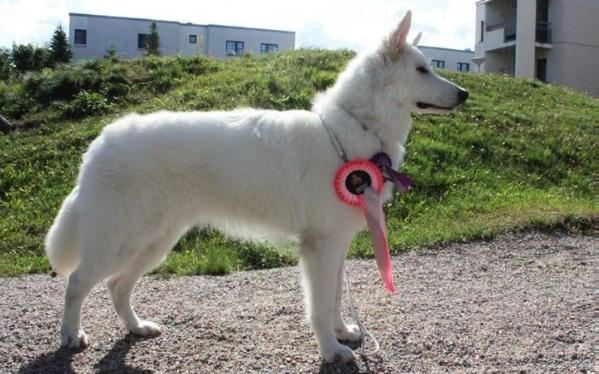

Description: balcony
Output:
[486,19,552,44]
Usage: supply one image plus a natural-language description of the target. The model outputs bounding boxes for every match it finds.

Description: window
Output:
[536,58,547,82]
[480,21,484,42]
[431,59,445,69]
[74,29,87,45]
[260,43,278,54]
[189,35,197,44]
[225,40,244,56]
[457,62,470,72]
[138,34,149,49]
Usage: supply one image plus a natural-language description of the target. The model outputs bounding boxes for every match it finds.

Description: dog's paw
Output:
[335,323,362,342]
[129,320,162,336]
[321,343,356,363]
[61,329,88,349]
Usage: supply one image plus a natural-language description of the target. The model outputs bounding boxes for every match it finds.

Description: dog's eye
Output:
[417,66,429,74]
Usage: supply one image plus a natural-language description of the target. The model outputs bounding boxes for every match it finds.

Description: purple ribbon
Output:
[370,152,413,193]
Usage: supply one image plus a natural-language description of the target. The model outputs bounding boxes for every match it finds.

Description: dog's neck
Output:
[317,101,409,169]
[339,102,412,151]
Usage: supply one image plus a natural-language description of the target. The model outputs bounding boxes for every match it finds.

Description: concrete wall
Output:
[547,0,599,96]
[514,0,536,78]
[70,14,181,59]
[418,46,475,72]
[178,24,208,56]
[485,49,515,75]
[69,13,295,60]
[206,25,295,58]
[475,0,599,96]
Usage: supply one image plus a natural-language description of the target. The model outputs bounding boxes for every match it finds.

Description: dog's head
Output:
[375,11,468,114]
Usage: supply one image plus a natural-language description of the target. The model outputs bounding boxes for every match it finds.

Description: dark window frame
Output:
[260,43,278,54]
[480,21,484,42]
[189,34,197,44]
[225,40,244,56]
[431,59,445,69]
[138,33,149,49]
[536,58,547,82]
[74,29,87,45]
[457,62,470,72]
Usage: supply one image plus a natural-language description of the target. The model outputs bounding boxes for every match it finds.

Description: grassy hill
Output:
[0,50,595,276]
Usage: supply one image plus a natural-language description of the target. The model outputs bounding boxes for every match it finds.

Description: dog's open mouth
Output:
[416,102,454,111]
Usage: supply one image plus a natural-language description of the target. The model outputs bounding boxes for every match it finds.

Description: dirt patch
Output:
[1,232,595,373]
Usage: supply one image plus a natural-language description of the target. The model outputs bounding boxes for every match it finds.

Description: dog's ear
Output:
[413,32,422,47]
[381,10,412,61]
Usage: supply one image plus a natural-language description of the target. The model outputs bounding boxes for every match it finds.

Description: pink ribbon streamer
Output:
[358,186,396,294]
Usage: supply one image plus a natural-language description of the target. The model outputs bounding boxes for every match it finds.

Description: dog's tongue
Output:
[359,187,396,294]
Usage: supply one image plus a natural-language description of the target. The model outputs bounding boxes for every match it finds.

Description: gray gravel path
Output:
[1,231,595,373]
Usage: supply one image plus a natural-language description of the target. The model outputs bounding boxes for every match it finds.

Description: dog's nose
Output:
[457,89,469,103]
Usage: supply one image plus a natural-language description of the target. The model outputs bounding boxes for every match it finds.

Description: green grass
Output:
[0,50,596,276]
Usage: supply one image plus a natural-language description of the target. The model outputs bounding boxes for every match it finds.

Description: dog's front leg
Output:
[332,257,362,342]
[299,234,356,363]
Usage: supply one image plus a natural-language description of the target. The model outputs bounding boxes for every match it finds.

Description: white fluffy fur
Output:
[45,11,466,363]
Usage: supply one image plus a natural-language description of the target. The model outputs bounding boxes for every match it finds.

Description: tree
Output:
[0,48,11,80]
[104,45,119,60]
[145,22,160,56]
[50,25,72,64]
[11,43,51,74]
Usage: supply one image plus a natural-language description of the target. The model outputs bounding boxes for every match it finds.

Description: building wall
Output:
[485,49,515,75]
[547,0,599,96]
[514,0,536,77]
[418,46,476,72]
[69,13,295,60]
[474,0,599,96]
[70,14,181,59]
[206,25,295,58]
[178,24,209,56]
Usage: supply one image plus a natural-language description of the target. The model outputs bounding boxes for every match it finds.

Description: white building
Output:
[69,13,295,60]
[474,0,599,96]
[419,46,476,73]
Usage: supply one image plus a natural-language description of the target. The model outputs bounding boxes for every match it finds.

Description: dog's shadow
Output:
[317,341,384,374]
[18,346,81,374]
[19,334,153,374]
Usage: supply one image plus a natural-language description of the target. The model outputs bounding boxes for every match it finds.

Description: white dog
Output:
[45,11,467,363]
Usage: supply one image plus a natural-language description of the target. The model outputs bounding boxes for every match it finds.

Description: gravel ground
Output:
[1,231,595,373]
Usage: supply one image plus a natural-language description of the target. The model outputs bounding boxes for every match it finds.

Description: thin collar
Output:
[318,107,381,164]
[318,113,349,163]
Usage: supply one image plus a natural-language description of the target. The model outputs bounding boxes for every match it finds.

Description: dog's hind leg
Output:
[60,266,103,348]
[299,233,356,363]
[107,229,181,336]
[332,256,362,342]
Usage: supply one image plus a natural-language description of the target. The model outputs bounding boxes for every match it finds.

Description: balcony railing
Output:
[486,19,552,43]
[535,22,551,43]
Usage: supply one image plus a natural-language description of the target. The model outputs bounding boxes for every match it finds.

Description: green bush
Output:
[60,90,109,117]
[0,82,33,119]
[24,66,101,103]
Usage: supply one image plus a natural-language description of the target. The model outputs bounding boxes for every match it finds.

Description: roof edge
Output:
[68,13,295,34]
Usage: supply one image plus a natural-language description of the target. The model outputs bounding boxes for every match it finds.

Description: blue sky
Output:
[0,0,475,51]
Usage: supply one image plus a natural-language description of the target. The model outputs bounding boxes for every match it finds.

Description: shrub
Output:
[60,90,109,117]
[24,65,101,103]
[0,48,11,80]
[0,82,33,119]
[11,44,52,73]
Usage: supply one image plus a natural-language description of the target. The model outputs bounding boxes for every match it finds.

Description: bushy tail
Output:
[45,188,80,277]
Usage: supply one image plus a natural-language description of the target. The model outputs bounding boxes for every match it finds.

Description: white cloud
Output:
[0,0,475,51]
[0,0,68,47]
